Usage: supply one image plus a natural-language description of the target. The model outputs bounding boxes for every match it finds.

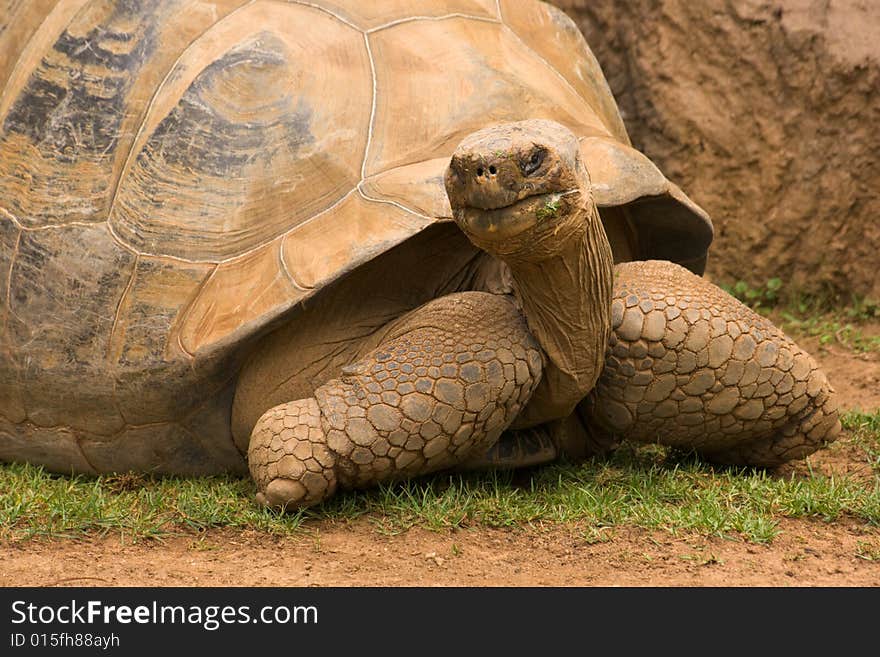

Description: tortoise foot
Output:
[460,425,558,470]
[460,410,618,470]
[701,382,841,467]
[249,399,338,511]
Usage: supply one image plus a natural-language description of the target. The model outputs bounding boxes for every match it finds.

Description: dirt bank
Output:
[554,0,880,301]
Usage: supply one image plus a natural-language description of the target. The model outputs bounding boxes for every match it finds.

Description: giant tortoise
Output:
[0,0,839,509]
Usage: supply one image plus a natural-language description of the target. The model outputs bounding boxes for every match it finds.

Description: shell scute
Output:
[366,17,610,177]
[6,223,134,434]
[0,0,248,229]
[309,0,498,30]
[111,255,212,424]
[109,2,372,262]
[499,0,629,143]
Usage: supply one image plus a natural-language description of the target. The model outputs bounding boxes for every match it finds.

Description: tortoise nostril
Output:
[488,165,497,175]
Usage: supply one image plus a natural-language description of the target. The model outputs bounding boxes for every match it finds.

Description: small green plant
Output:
[723,278,879,319]
[779,314,880,352]
[856,541,880,562]
[840,296,879,322]
[678,551,723,566]
[535,197,560,221]
[723,278,783,311]
[581,525,613,544]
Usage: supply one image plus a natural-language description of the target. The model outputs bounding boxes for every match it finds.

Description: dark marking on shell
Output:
[3,0,162,162]
[140,32,315,179]
[8,224,135,433]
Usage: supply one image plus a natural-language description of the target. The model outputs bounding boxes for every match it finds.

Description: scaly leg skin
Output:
[248,292,543,510]
[590,260,841,466]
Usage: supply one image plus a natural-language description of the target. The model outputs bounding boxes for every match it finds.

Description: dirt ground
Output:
[1,331,878,588]
[1,517,877,587]
[797,328,880,415]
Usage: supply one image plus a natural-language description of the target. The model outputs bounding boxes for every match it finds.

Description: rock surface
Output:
[554,0,880,301]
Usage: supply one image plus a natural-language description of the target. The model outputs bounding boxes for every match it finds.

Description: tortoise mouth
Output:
[455,189,579,241]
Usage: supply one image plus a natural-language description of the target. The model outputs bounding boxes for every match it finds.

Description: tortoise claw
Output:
[460,426,557,470]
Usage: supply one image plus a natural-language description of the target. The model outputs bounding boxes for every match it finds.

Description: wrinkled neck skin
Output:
[506,195,614,428]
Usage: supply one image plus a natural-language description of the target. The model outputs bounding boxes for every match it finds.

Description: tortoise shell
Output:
[0,0,711,474]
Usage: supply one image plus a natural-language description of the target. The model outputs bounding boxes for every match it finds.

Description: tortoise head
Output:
[444,119,614,426]
[444,119,592,262]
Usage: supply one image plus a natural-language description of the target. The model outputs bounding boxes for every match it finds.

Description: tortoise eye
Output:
[522,148,546,176]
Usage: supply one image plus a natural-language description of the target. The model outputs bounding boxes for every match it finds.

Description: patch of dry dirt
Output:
[800,324,880,414]
[0,518,877,587]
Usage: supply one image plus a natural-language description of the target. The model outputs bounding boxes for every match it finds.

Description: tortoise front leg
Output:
[587,260,841,466]
[247,292,542,510]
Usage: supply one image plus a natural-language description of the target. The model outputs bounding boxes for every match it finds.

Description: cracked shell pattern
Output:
[248,292,542,508]
[592,261,840,466]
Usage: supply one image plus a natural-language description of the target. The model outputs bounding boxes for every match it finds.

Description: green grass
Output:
[776,314,880,353]
[722,277,880,320]
[843,410,880,472]
[2,419,878,544]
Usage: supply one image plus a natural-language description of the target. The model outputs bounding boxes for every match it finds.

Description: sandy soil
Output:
[1,517,877,587]
[1,332,877,588]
